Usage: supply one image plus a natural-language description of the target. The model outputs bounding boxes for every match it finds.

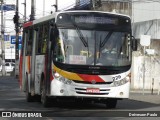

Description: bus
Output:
[19,11,136,108]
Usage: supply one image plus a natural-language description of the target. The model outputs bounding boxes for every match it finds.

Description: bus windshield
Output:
[53,12,131,67]
[53,28,131,67]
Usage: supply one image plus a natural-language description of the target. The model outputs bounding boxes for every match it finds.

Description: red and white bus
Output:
[19,11,136,108]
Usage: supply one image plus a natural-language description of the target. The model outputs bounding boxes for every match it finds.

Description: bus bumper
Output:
[50,79,130,99]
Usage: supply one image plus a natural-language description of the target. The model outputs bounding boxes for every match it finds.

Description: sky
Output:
[19,0,76,19]
[6,0,76,19]
[4,0,76,34]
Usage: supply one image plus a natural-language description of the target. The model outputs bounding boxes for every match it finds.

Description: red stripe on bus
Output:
[77,74,105,83]
[19,55,23,90]
[28,56,31,73]
[23,21,33,28]
[50,69,54,81]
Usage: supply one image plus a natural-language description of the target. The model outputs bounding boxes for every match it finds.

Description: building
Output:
[0,0,16,62]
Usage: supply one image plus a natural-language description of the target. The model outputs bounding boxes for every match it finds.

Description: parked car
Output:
[0,62,15,73]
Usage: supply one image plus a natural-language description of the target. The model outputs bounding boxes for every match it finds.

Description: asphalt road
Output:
[0,76,160,120]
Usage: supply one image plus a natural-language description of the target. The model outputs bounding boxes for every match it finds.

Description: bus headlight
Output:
[58,76,72,85]
[54,72,72,85]
[54,72,60,78]
[113,76,130,87]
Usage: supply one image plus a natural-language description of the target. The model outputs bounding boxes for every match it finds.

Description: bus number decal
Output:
[112,75,121,81]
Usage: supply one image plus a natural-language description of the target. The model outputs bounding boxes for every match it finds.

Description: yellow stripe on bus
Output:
[53,65,83,81]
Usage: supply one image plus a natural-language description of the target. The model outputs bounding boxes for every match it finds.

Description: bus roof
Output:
[23,10,130,28]
[33,13,56,24]
[57,10,131,19]
[23,21,33,28]
[23,13,56,28]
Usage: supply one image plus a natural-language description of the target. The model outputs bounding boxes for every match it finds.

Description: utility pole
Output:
[140,35,151,95]
[13,0,19,77]
[1,0,5,76]
[43,0,45,16]
[52,0,58,12]
[30,0,35,21]
[55,0,58,11]
[22,0,26,22]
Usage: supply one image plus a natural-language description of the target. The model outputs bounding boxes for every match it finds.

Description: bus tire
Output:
[106,99,117,108]
[26,75,34,102]
[41,79,50,107]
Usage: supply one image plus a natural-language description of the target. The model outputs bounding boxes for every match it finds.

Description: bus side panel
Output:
[22,55,26,92]
[30,30,37,95]
[24,56,31,92]
[19,51,23,90]
[21,31,27,92]
[34,55,45,94]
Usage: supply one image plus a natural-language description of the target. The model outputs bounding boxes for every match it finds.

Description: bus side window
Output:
[21,30,26,56]
[42,24,49,53]
[36,24,49,54]
[26,29,33,55]
[37,26,42,54]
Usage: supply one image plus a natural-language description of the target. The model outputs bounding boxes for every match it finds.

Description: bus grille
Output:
[73,80,112,84]
[75,88,110,95]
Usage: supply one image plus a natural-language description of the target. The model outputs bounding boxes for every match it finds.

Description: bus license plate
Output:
[86,88,100,93]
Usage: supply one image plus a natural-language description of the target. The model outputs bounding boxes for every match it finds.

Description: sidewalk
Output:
[129,89,160,104]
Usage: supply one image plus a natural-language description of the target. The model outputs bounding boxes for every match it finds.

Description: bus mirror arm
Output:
[50,20,55,27]
[131,36,137,51]
[34,28,38,31]
[49,25,59,42]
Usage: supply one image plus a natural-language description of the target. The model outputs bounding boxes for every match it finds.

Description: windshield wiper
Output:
[100,31,113,47]
[75,25,88,47]
[67,14,88,47]
[98,31,113,58]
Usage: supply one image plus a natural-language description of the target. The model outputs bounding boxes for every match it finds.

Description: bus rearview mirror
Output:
[131,36,137,51]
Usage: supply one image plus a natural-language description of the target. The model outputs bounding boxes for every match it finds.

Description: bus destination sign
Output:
[74,16,118,25]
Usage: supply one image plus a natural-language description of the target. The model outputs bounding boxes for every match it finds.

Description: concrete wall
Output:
[131,40,160,90]
[132,19,160,40]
